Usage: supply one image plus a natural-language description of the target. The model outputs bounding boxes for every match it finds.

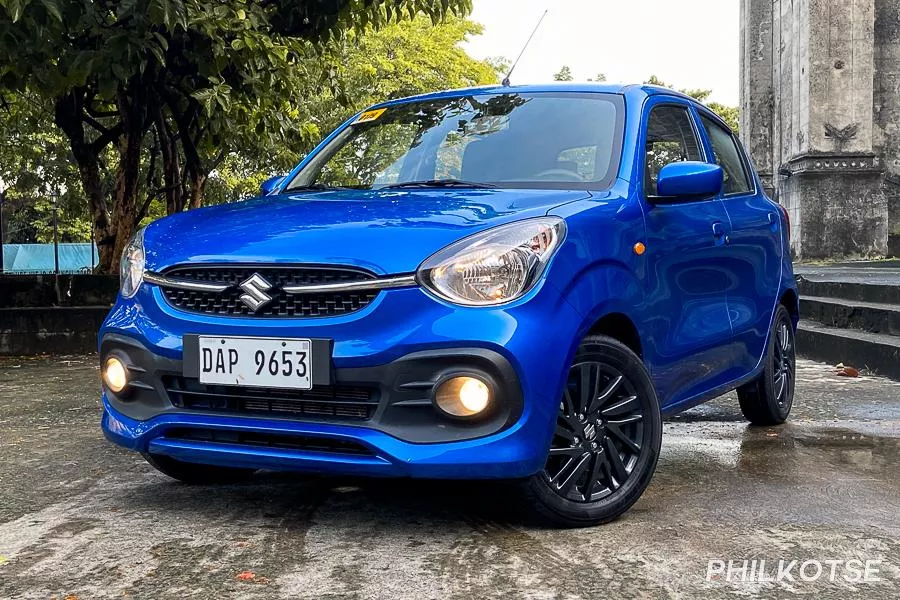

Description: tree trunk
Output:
[53,91,116,272]
[188,171,207,210]
[155,110,185,215]
[110,93,147,265]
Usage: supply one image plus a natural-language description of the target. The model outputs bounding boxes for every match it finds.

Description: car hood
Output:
[143,188,590,274]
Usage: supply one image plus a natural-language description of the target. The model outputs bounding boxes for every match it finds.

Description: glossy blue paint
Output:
[140,189,589,275]
[259,175,285,196]
[100,83,798,479]
[656,162,724,198]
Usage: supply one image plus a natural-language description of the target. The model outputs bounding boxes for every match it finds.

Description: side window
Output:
[643,105,703,196]
[700,115,752,195]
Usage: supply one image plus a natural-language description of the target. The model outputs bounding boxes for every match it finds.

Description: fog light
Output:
[434,376,491,417]
[103,356,128,393]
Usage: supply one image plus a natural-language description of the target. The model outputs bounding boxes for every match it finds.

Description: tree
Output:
[553,66,574,82]
[0,0,474,272]
[644,75,739,133]
[0,93,93,243]
[203,15,502,206]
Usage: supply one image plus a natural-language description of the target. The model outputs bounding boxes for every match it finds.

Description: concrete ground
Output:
[0,356,898,599]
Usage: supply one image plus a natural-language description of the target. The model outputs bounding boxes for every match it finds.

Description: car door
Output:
[639,100,737,409]
[696,110,782,377]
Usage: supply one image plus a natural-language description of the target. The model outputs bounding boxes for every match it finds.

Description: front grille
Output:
[163,376,379,421]
[165,427,374,456]
[161,265,378,318]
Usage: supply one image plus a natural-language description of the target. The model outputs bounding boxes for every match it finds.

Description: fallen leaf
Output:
[64,595,78,600]
[236,571,256,582]
[0,555,6,565]
[836,365,860,377]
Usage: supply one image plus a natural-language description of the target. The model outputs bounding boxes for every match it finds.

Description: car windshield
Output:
[285,92,624,191]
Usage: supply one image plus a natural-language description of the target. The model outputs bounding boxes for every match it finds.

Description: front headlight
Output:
[119,227,146,299]
[418,217,566,306]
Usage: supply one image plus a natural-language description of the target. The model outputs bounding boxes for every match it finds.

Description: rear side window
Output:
[700,115,752,195]
[643,105,703,196]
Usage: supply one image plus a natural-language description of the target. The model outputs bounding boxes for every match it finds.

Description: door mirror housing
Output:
[654,162,723,202]
[260,175,286,196]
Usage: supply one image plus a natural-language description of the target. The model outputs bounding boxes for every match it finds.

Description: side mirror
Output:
[654,162,723,201]
[260,175,286,196]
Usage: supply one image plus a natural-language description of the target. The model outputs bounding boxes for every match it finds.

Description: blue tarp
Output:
[2,243,99,274]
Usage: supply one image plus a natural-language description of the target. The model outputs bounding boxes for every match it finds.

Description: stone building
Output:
[740,0,899,259]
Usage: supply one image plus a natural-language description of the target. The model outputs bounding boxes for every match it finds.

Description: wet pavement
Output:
[0,356,898,599]
[795,263,900,286]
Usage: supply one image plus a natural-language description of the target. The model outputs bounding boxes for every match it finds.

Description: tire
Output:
[142,453,256,484]
[522,335,662,527]
[737,305,796,426]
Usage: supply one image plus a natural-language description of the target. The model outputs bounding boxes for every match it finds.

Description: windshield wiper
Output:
[380,179,497,190]
[285,183,355,192]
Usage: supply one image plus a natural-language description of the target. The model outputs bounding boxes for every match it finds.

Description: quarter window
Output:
[643,105,703,196]
[700,115,752,195]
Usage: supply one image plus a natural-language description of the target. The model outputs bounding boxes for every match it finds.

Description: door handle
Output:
[712,222,730,245]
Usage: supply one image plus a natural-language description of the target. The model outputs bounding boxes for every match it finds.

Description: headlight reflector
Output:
[120,227,145,298]
[418,217,566,306]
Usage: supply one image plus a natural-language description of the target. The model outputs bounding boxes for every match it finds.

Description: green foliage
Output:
[553,66,574,82]
[644,75,739,133]
[204,15,503,204]
[0,0,478,270]
[0,93,92,242]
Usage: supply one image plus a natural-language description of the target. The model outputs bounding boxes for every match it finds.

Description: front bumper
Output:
[100,281,584,479]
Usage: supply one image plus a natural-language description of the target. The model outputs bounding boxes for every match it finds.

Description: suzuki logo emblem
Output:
[238,273,274,312]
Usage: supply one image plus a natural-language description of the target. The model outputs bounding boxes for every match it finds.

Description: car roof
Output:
[370,82,699,107]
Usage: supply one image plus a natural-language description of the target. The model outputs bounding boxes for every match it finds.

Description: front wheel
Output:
[523,335,662,527]
[737,304,796,425]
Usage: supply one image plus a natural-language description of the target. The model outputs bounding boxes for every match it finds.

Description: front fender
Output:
[546,191,648,370]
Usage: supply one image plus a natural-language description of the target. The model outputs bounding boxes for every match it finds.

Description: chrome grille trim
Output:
[143,271,229,292]
[281,274,416,294]
[143,271,417,294]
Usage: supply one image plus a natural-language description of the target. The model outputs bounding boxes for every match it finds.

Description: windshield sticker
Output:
[354,108,387,124]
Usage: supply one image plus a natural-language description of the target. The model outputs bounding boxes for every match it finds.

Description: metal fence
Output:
[2,243,98,274]
[0,193,97,274]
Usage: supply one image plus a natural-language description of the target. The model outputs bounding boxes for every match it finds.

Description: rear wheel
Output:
[737,305,796,425]
[142,453,255,484]
[523,335,662,527]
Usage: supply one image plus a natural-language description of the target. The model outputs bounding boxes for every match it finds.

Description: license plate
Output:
[197,336,312,390]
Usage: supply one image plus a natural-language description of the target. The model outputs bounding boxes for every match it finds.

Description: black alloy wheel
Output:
[772,314,796,409]
[544,361,645,502]
[737,304,796,425]
[523,335,662,527]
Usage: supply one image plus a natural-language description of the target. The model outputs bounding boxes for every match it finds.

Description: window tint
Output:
[289,93,624,191]
[557,146,597,180]
[320,123,420,187]
[643,105,703,196]
[700,115,752,195]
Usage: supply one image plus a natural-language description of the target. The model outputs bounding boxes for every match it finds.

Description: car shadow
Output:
[120,470,530,528]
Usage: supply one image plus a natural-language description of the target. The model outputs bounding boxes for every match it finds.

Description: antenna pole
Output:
[502,9,548,86]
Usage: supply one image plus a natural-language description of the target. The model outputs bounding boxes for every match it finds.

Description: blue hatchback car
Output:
[100,83,798,526]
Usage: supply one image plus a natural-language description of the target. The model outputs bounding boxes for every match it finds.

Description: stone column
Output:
[774,0,889,259]
[874,0,900,257]
[739,0,775,196]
